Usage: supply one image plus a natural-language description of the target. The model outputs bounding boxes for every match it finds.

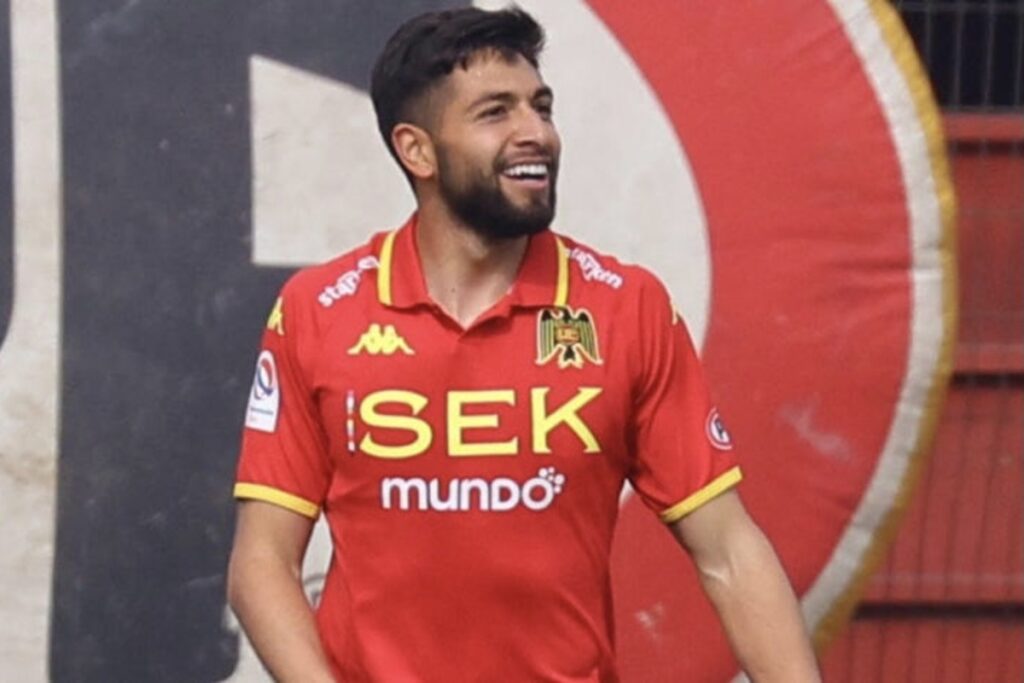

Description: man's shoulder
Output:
[280,231,389,310]
[557,235,687,350]
[557,233,666,301]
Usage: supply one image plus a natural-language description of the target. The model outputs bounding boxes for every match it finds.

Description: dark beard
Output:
[436,150,557,241]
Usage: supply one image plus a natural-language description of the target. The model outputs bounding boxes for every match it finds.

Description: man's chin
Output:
[508,186,553,206]
[473,211,552,241]
[508,197,555,226]
[443,182,555,240]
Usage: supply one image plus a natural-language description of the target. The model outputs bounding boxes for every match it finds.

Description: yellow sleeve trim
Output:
[659,466,743,523]
[234,483,320,519]
[554,236,569,307]
[377,229,398,306]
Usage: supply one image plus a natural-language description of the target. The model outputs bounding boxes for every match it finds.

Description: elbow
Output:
[225,548,248,614]
[225,541,303,613]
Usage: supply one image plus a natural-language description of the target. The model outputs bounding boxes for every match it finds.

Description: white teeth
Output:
[505,163,548,178]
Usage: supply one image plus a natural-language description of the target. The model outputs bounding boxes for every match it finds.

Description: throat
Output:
[430,281,512,329]
[415,206,532,328]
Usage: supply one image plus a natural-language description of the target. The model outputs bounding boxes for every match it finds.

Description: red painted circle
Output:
[585,1,915,679]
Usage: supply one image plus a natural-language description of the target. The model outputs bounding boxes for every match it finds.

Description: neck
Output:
[415,196,530,328]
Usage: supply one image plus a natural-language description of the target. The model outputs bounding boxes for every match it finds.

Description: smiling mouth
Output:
[501,162,550,184]
[501,164,557,194]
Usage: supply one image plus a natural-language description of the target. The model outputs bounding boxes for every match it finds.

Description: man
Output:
[227,7,820,682]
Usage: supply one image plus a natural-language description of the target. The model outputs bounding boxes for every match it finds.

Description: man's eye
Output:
[479,105,506,119]
[536,102,554,119]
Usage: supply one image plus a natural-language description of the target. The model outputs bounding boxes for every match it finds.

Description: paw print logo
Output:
[521,468,568,511]
[538,467,567,494]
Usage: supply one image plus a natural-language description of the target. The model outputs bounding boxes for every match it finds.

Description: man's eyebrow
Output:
[466,91,517,111]
[466,86,554,111]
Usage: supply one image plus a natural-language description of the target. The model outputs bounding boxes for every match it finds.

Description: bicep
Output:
[668,489,761,569]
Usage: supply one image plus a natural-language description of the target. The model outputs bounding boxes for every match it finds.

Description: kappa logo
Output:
[348,323,414,356]
[536,306,602,369]
[266,297,284,336]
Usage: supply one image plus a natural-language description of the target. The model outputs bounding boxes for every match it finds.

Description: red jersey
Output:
[235,215,741,682]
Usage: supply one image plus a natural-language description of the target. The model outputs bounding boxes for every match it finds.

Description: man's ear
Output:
[392,123,436,181]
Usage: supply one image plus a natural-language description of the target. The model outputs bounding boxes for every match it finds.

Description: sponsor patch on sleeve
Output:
[245,350,280,433]
[705,408,733,450]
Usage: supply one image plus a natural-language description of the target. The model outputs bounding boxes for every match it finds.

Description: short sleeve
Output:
[234,281,331,518]
[628,274,742,523]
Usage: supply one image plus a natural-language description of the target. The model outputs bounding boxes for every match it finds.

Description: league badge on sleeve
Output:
[705,408,733,450]
[245,350,280,433]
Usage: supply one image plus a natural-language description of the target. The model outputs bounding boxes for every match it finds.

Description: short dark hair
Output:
[370,7,545,163]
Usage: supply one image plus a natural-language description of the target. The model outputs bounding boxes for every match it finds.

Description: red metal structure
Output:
[822,113,1024,681]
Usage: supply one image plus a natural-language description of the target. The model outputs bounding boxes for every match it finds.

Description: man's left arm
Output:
[670,489,821,683]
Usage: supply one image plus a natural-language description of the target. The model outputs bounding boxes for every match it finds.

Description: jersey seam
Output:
[277,284,332,457]
[305,244,383,419]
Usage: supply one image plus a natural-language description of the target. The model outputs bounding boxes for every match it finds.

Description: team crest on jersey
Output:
[536,307,602,369]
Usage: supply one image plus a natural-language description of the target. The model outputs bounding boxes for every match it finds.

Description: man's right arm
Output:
[227,500,335,683]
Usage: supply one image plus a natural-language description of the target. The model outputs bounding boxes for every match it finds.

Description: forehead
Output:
[441,51,548,106]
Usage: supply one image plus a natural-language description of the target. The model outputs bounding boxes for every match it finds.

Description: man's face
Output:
[430,51,560,240]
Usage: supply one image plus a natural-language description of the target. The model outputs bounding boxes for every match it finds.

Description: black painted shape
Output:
[51,1,465,681]
[0,0,12,350]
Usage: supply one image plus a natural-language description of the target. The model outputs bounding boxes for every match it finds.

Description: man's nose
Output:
[512,107,555,147]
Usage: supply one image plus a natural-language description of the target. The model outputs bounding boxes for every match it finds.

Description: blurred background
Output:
[821,1,1023,680]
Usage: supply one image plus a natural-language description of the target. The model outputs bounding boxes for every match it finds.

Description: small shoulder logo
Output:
[706,408,733,451]
[348,323,414,356]
[536,306,602,369]
[266,297,285,336]
[319,255,380,308]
